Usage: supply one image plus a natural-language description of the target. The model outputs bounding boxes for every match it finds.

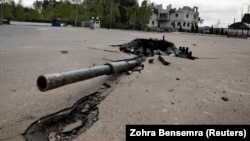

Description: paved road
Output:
[0,25,249,141]
[10,21,52,26]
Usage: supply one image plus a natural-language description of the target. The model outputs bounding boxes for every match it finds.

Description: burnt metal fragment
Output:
[158,55,171,66]
[221,97,229,101]
[148,58,154,63]
[61,51,68,54]
[112,37,197,60]
[103,82,111,88]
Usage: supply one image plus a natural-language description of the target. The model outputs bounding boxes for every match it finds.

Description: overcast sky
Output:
[16,0,250,27]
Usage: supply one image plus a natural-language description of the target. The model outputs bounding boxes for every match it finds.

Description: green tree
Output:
[24,8,40,21]
[53,0,75,21]
[137,0,152,30]
[2,2,14,19]
[33,0,43,13]
[125,4,139,28]
[101,0,120,27]
[82,0,100,20]
[10,0,16,18]
[15,0,25,21]
[42,0,50,12]
[118,0,138,23]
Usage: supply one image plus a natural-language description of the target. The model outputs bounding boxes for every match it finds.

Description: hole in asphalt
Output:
[24,76,118,141]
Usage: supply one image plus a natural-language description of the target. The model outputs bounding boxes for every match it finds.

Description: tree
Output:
[1,1,14,19]
[42,0,50,11]
[224,30,228,36]
[53,0,75,21]
[137,0,152,30]
[209,25,214,34]
[220,28,224,35]
[125,4,139,29]
[10,0,16,18]
[15,0,25,21]
[214,19,220,28]
[101,0,120,27]
[215,29,219,35]
[33,0,43,13]
[117,0,138,23]
[24,8,39,21]
[0,0,153,30]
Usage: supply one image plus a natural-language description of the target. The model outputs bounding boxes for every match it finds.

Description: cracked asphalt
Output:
[0,25,250,141]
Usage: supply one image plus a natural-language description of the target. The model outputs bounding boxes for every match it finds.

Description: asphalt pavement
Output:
[0,25,249,141]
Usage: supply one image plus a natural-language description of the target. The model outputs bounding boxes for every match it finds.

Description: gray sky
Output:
[16,0,250,27]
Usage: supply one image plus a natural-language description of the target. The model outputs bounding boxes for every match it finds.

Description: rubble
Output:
[148,58,154,63]
[158,56,171,65]
[112,37,198,60]
[222,97,229,101]
[60,51,68,54]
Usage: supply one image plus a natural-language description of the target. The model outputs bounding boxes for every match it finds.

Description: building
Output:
[228,14,250,38]
[241,13,250,24]
[148,3,202,32]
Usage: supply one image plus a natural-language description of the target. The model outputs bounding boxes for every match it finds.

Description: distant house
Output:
[147,3,202,32]
[147,7,159,29]
[242,13,250,24]
[199,26,211,34]
[228,14,250,38]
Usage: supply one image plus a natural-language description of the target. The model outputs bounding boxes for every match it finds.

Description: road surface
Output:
[0,25,249,141]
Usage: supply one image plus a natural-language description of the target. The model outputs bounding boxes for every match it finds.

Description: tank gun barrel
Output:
[37,56,145,92]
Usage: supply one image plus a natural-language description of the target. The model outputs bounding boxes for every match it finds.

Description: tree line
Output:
[0,0,152,30]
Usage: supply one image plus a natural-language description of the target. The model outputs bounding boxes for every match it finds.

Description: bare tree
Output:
[240,5,244,20]
[248,3,250,13]
[214,19,221,28]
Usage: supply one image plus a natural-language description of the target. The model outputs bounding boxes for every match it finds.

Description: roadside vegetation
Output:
[0,0,152,30]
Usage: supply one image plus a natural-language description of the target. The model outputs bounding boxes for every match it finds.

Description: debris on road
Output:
[112,37,198,60]
[87,47,120,53]
[158,55,171,66]
[221,97,229,101]
[60,51,68,54]
[148,58,154,63]
[103,82,111,88]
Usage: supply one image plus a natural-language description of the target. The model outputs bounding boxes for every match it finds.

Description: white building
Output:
[148,4,202,32]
